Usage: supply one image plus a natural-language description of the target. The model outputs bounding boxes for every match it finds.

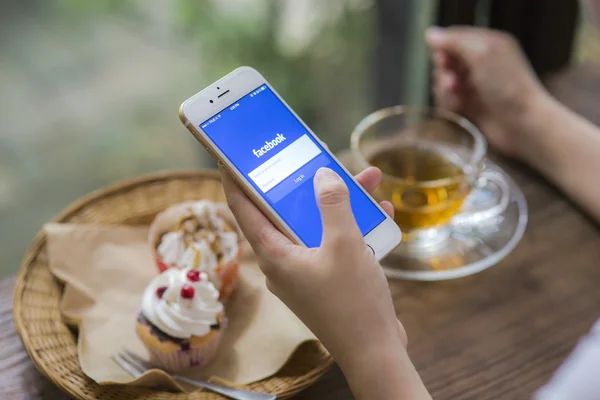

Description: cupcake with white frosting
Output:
[136,267,226,371]
[149,200,241,301]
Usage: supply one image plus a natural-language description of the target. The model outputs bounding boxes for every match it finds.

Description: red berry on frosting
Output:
[181,284,195,299]
[186,270,200,282]
[186,269,209,282]
[156,286,167,299]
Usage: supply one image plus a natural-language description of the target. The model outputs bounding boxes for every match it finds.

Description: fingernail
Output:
[426,26,445,41]
[314,168,341,185]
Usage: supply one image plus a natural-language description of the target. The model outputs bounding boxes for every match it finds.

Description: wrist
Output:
[511,87,560,162]
[337,336,431,400]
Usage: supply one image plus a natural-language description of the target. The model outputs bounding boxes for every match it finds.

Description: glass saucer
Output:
[382,160,528,281]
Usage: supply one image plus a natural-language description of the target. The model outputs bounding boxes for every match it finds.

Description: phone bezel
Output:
[179,66,401,260]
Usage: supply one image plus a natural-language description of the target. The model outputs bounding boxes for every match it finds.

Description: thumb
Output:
[426,26,490,65]
[314,168,362,246]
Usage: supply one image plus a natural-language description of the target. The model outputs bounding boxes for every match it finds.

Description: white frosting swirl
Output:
[218,231,239,263]
[193,201,226,232]
[156,201,240,290]
[156,231,185,266]
[181,241,220,287]
[142,268,223,339]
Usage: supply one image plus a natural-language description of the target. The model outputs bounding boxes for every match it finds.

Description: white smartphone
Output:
[179,66,401,260]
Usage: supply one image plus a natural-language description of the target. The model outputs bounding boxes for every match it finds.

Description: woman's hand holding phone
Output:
[220,165,431,400]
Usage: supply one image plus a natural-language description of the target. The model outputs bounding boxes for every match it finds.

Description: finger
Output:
[434,82,463,111]
[355,168,393,218]
[354,166,382,195]
[433,50,448,69]
[444,51,469,80]
[433,68,465,106]
[426,26,490,65]
[432,58,469,99]
[433,58,465,90]
[219,167,292,260]
[380,200,394,219]
[314,168,362,247]
[441,71,458,91]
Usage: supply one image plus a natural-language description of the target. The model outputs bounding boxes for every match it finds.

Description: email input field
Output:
[248,134,321,193]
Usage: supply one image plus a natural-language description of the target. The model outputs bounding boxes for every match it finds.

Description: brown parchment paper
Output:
[44,223,317,391]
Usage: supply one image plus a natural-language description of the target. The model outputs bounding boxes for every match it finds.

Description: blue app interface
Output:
[201,84,385,247]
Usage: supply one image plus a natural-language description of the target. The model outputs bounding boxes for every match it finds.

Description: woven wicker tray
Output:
[13,170,333,399]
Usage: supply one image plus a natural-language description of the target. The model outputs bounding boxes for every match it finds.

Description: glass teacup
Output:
[351,106,514,279]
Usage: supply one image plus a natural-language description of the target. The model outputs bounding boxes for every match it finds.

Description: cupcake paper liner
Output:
[136,312,227,372]
[146,330,224,372]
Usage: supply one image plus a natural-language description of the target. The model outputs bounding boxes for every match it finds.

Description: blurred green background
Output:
[1,0,599,278]
[0,0,386,278]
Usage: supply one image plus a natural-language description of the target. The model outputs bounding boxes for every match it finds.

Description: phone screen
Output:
[200,84,386,247]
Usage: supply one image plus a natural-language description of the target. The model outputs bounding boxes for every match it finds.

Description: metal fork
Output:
[112,350,276,400]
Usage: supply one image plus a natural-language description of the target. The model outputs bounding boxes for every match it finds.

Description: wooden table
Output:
[4,159,600,400]
[3,66,600,399]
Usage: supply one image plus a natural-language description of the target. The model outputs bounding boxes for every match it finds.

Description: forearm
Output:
[517,93,600,223]
[337,341,431,400]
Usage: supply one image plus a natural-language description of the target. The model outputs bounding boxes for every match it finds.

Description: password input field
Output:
[248,134,321,193]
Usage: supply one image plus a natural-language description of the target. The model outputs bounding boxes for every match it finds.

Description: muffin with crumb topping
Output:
[149,200,241,301]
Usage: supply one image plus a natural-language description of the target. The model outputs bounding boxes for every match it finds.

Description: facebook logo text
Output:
[252,133,286,158]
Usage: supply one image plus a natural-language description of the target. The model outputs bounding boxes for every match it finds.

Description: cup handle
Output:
[452,169,511,226]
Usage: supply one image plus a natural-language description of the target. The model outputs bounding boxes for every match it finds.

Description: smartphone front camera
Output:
[210,100,214,103]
